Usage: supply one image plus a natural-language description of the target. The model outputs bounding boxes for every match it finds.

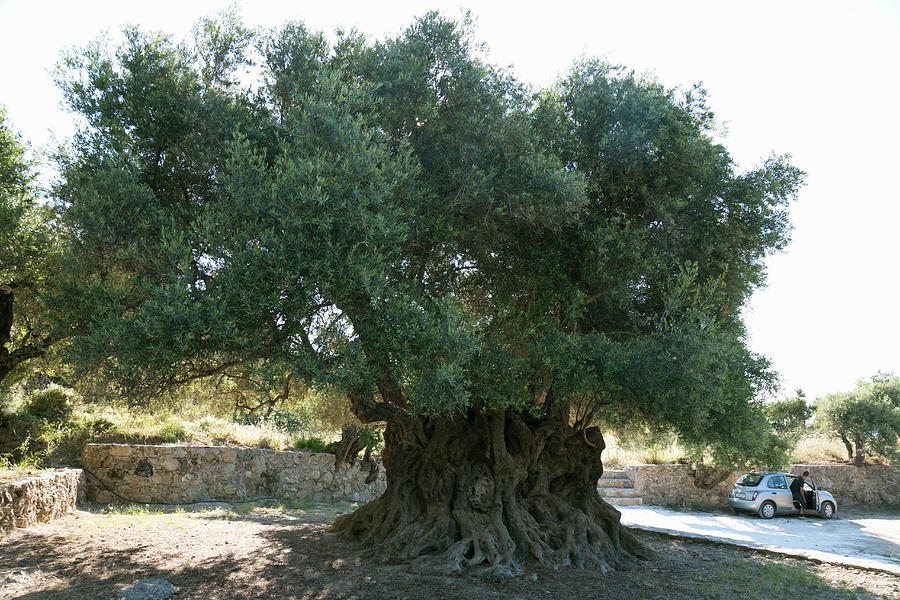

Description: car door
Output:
[804,479,818,512]
[767,475,794,512]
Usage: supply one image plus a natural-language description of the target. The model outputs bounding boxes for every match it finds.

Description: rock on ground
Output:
[117,578,176,600]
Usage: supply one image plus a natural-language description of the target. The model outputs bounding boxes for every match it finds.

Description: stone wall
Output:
[80,444,387,505]
[625,464,740,508]
[624,463,900,508]
[789,463,900,506]
[0,468,84,535]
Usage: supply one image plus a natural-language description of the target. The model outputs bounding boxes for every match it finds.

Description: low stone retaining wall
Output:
[789,464,899,506]
[81,444,387,505]
[0,468,84,535]
[623,463,900,508]
[624,464,737,508]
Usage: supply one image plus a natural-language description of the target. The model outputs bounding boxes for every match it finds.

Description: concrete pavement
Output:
[618,505,900,575]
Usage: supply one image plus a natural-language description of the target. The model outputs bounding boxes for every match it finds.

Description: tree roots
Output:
[333,410,651,575]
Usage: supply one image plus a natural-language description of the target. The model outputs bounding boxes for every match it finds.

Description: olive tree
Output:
[816,373,900,466]
[0,108,60,390]
[51,13,803,574]
[765,389,812,434]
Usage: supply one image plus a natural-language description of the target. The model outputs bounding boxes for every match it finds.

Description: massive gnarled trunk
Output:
[333,409,650,576]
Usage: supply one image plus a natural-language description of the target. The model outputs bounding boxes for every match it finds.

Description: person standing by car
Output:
[790,470,810,517]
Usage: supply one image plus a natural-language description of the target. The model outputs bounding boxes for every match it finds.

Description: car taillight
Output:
[751,491,758,501]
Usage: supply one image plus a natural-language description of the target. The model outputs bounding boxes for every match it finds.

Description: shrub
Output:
[22,385,76,423]
[294,436,328,453]
[233,407,313,434]
[0,410,45,455]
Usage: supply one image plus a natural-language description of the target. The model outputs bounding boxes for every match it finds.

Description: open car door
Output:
[805,479,819,512]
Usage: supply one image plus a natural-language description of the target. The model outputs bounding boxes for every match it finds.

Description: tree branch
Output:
[171,359,243,386]
[0,333,64,384]
[348,390,407,425]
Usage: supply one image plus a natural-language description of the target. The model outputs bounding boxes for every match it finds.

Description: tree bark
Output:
[840,434,854,462]
[0,284,49,385]
[691,465,732,489]
[0,285,12,350]
[853,434,864,467]
[333,409,650,576]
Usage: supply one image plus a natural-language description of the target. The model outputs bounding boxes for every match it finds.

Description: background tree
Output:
[815,373,900,466]
[0,108,60,392]
[51,12,803,575]
[765,389,812,435]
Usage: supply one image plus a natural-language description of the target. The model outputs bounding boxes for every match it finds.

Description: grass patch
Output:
[602,434,686,467]
[275,497,318,511]
[229,502,256,515]
[700,556,873,599]
[792,433,849,463]
[602,431,855,468]
[3,382,341,472]
[5,402,317,470]
[0,452,46,483]
[102,504,167,516]
[219,498,359,518]
[0,467,43,484]
[77,404,300,449]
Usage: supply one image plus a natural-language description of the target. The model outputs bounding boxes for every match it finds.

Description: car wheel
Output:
[820,501,835,519]
[758,500,777,519]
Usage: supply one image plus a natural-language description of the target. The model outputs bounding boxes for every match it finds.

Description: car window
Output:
[737,473,765,487]
[767,475,787,489]
[787,475,814,491]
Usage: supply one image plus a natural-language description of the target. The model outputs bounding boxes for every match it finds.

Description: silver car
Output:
[728,472,837,519]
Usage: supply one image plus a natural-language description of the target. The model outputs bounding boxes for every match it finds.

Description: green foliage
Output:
[0,409,44,454]
[1,383,116,467]
[765,390,812,434]
[600,416,679,462]
[815,372,900,465]
[22,384,75,423]
[0,107,40,272]
[0,107,61,387]
[2,385,324,469]
[50,12,804,470]
[293,436,328,453]
[0,448,44,475]
[192,5,254,90]
[355,426,383,455]
[296,386,362,433]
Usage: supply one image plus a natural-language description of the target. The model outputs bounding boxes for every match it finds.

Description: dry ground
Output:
[1,501,897,600]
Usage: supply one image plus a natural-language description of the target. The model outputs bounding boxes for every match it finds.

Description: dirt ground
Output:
[1,501,898,600]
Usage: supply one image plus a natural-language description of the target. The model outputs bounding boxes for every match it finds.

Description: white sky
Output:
[1,0,898,401]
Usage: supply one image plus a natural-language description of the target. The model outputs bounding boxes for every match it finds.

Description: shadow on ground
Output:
[1,502,896,600]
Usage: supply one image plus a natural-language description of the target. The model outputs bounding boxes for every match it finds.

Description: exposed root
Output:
[333,409,650,575]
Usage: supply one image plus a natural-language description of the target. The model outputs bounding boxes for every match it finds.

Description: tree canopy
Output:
[50,11,804,573]
[816,372,900,466]
[765,389,812,435]
[0,107,60,389]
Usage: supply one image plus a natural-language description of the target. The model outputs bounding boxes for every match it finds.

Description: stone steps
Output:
[599,486,641,497]
[602,496,644,506]
[597,470,642,506]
